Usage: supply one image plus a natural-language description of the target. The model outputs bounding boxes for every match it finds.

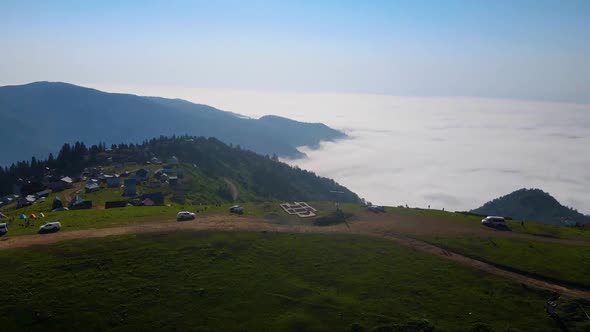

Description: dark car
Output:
[367,205,385,213]
[229,205,244,214]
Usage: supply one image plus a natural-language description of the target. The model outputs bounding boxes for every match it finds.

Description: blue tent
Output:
[19,214,27,219]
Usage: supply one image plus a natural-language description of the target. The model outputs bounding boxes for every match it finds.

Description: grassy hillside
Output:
[0,82,346,164]
[471,188,590,226]
[422,236,590,288]
[0,190,362,236]
[367,208,590,287]
[1,136,361,203]
[0,231,583,331]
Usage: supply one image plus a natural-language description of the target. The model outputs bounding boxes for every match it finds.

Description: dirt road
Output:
[0,215,589,300]
[349,212,590,246]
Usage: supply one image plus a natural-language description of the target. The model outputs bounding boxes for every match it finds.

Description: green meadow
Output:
[0,231,583,331]
[422,236,590,288]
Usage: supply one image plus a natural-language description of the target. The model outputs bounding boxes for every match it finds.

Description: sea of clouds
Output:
[92,84,590,214]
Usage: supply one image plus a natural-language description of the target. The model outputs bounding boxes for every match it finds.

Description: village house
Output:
[0,195,14,207]
[106,176,120,188]
[139,192,164,205]
[69,196,92,210]
[14,179,45,196]
[135,168,150,181]
[17,195,36,208]
[35,189,51,198]
[100,174,118,183]
[61,176,73,187]
[72,175,84,183]
[85,183,100,193]
[123,178,137,196]
[52,197,64,210]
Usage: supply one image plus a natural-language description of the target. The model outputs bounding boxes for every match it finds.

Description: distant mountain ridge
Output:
[471,188,590,225]
[0,82,346,165]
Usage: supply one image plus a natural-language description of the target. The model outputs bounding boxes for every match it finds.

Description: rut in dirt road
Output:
[0,216,589,301]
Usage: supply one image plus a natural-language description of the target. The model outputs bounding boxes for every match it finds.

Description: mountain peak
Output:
[471,188,590,225]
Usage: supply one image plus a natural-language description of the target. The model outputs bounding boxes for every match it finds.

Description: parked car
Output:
[229,205,244,215]
[481,216,506,227]
[367,205,385,213]
[0,223,8,234]
[176,211,196,221]
[39,222,61,233]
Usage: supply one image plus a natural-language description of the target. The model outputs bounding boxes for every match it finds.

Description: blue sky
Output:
[1,0,589,102]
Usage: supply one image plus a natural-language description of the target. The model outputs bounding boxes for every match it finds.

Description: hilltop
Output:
[0,82,346,165]
[0,136,360,204]
[471,188,590,226]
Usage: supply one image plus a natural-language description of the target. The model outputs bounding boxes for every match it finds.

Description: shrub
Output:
[313,210,354,226]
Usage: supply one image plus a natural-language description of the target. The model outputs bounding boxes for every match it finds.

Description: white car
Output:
[39,222,61,233]
[481,216,506,227]
[176,211,196,221]
[0,223,7,234]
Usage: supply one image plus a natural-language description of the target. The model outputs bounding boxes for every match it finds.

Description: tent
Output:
[29,213,37,219]
[19,214,27,219]
[142,198,154,206]
[0,212,6,219]
[39,212,45,218]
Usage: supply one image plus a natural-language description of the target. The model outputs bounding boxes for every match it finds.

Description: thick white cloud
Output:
[88,84,590,214]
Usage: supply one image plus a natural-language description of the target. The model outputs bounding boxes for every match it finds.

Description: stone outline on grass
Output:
[280,202,317,218]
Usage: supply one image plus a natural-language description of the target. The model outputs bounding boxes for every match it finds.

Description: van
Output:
[481,216,506,227]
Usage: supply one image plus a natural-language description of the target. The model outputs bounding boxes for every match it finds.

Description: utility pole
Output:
[330,190,345,211]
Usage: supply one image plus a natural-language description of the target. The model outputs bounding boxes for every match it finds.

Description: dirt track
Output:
[0,215,589,300]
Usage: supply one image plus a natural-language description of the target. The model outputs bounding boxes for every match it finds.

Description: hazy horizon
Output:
[2,1,589,103]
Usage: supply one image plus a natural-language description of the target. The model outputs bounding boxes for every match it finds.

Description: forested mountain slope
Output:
[0,82,346,164]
